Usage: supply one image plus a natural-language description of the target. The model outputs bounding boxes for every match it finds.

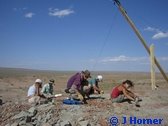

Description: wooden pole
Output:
[114,0,168,84]
[150,44,156,90]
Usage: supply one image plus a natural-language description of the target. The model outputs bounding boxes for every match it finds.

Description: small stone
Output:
[11,122,19,126]
[42,123,50,126]
[60,121,71,126]
[26,116,32,123]
[31,116,36,122]
[78,120,89,126]
[38,115,42,122]
[28,107,37,117]
[12,111,29,120]
[5,124,10,126]
[46,113,52,120]
[19,120,26,125]
[25,124,34,126]
[78,117,85,122]
[32,120,38,126]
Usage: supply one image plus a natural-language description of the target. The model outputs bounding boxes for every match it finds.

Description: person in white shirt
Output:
[27,79,46,105]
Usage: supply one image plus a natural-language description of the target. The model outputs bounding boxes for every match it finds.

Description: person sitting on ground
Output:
[64,70,91,102]
[27,79,46,105]
[41,79,55,102]
[110,80,141,104]
[83,75,104,97]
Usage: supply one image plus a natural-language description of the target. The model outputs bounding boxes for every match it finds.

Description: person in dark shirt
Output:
[65,70,91,102]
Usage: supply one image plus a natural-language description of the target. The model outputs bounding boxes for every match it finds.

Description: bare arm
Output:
[35,84,46,98]
[122,87,135,101]
[93,85,101,92]
[126,89,137,98]
[35,84,40,96]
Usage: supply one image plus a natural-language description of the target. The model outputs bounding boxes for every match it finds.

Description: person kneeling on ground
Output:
[41,79,55,102]
[110,80,141,104]
[27,79,46,105]
[83,75,104,97]
[64,70,91,103]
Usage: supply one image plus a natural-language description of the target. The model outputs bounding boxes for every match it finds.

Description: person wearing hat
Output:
[27,79,46,105]
[83,75,104,97]
[65,70,91,102]
[41,79,55,102]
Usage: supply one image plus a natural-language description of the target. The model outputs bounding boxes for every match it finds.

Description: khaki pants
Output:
[112,95,125,103]
[83,85,91,93]
[69,85,83,100]
[28,96,40,104]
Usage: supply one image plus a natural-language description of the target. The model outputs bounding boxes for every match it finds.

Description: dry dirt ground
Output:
[0,68,168,126]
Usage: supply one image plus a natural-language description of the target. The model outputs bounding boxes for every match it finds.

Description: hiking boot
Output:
[65,88,70,93]
[135,97,141,107]
[137,97,142,102]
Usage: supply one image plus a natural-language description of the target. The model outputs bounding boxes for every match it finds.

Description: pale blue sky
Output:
[0,0,168,72]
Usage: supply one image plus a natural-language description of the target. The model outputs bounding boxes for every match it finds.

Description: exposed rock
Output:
[78,117,85,122]
[42,123,50,126]
[28,107,37,117]
[78,120,89,126]
[11,122,19,126]
[24,124,34,126]
[12,111,29,120]
[19,120,26,125]
[5,124,10,126]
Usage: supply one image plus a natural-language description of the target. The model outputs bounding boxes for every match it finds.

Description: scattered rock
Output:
[12,111,29,120]
[60,120,72,126]
[19,120,26,125]
[78,117,85,122]
[28,106,36,113]
[78,120,89,126]
[63,122,72,126]
[11,122,19,126]
[38,115,42,122]
[25,124,34,126]
[28,107,37,117]
[5,124,10,126]
[42,123,50,126]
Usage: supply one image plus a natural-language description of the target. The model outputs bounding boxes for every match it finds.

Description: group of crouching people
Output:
[27,70,141,106]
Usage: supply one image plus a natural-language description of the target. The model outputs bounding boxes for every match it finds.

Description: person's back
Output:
[83,75,104,96]
[66,72,81,90]
[111,85,123,99]
[27,84,36,97]
[88,77,97,87]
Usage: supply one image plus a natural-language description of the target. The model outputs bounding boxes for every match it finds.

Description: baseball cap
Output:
[97,75,103,81]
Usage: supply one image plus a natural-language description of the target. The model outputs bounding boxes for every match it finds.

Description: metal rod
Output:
[114,0,168,84]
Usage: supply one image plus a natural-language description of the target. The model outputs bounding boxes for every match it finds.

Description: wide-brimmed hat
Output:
[49,79,55,84]
[35,79,42,84]
[83,70,91,78]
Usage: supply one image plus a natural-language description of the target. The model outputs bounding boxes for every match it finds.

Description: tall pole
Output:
[113,0,168,84]
[150,44,156,90]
